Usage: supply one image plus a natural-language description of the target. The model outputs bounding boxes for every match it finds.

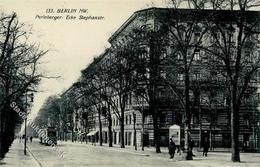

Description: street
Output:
[1,139,260,167]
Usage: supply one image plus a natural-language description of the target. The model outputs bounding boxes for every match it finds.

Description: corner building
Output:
[86,7,260,152]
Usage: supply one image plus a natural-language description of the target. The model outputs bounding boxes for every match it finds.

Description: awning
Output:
[87,130,98,136]
[78,132,87,136]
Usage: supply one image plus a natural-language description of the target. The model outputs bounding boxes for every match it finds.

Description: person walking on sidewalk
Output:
[203,138,210,157]
[30,136,33,143]
[189,139,195,156]
[169,138,176,159]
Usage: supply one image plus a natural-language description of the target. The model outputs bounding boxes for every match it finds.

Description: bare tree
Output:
[0,12,47,159]
[201,6,260,162]
[152,7,209,159]
[161,1,260,161]
[79,57,113,147]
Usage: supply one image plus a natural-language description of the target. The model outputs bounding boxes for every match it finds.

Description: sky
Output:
[0,0,167,120]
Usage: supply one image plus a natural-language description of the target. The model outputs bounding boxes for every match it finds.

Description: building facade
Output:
[75,8,260,151]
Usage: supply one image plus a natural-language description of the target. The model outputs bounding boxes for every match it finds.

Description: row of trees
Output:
[165,0,260,161]
[0,13,47,159]
[35,0,260,162]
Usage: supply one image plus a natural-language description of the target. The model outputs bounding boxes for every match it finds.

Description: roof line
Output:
[108,7,260,43]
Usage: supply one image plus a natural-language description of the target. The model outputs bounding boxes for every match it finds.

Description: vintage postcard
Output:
[0,0,260,166]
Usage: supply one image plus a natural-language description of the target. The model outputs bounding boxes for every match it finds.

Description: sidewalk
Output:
[0,139,39,167]
[58,140,260,167]
[58,140,189,161]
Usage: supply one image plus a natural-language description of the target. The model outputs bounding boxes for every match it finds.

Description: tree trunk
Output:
[231,101,240,162]
[133,113,137,150]
[0,109,3,160]
[141,110,144,151]
[120,118,125,148]
[0,105,7,159]
[107,110,113,147]
[71,122,74,142]
[98,109,103,146]
[184,62,192,160]
[0,102,13,159]
[65,132,67,141]
[85,118,87,144]
[153,108,161,153]
[149,32,161,153]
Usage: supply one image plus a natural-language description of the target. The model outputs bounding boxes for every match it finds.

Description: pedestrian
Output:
[203,138,210,157]
[168,138,176,159]
[189,139,195,156]
[176,145,181,155]
[40,137,43,144]
[30,136,33,143]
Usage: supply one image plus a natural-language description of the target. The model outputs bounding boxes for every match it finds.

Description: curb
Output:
[24,144,43,167]
[91,145,151,156]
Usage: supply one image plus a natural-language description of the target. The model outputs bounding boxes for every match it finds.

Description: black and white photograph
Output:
[0,0,260,166]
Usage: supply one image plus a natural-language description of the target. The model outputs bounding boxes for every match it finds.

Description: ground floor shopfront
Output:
[78,106,260,152]
[83,125,259,153]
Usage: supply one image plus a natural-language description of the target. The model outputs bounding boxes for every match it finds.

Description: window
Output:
[230,33,234,43]
[160,70,166,79]
[216,32,221,41]
[192,114,199,124]
[177,74,184,81]
[125,116,128,125]
[194,51,200,61]
[116,99,119,108]
[145,68,150,79]
[178,25,186,38]
[211,32,221,43]
[224,97,229,106]
[210,34,215,43]
[160,113,167,124]
[194,32,201,42]
[195,73,201,80]
[190,74,196,80]
[200,93,209,104]
[160,49,167,60]
[138,45,149,60]
[189,90,194,100]
[257,93,260,103]
[227,25,235,43]
[177,54,183,60]
[245,51,252,63]
[128,93,132,105]
[243,114,250,126]
[193,115,198,124]
[129,115,132,125]
[158,89,166,98]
